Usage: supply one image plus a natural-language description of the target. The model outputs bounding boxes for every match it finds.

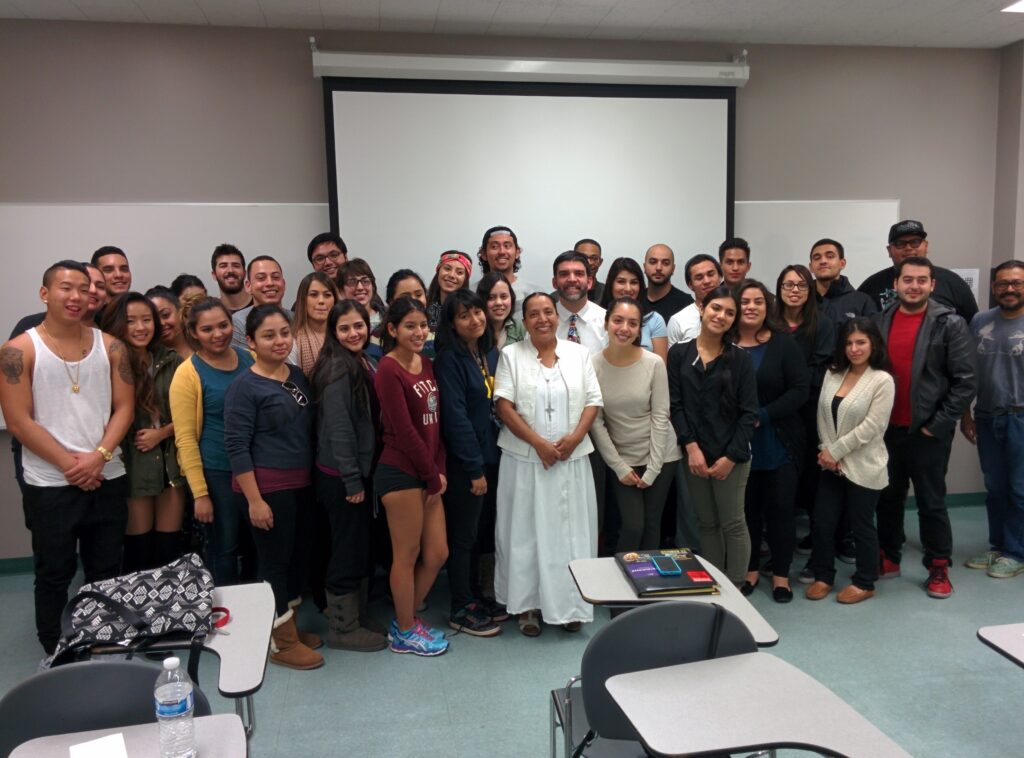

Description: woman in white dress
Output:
[493,292,603,636]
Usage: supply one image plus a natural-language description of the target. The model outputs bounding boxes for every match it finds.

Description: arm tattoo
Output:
[108,340,134,385]
[0,346,24,385]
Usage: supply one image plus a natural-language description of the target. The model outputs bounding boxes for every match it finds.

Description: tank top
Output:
[22,327,126,487]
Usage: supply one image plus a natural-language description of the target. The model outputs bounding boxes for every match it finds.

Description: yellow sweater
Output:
[168,358,208,498]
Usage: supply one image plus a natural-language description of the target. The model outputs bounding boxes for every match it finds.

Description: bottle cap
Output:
[163,656,180,670]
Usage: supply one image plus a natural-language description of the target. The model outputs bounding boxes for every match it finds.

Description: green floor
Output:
[0,505,1020,757]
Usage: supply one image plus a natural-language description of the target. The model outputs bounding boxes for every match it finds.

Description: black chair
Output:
[550,602,758,758]
[0,659,212,757]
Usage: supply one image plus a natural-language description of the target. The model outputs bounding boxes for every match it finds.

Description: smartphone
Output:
[651,555,682,576]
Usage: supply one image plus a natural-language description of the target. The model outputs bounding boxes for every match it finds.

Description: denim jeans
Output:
[444,459,499,612]
[976,413,1024,560]
[202,468,257,586]
[250,487,311,616]
[876,426,953,565]
[317,469,372,596]
[811,470,880,590]
[22,477,128,653]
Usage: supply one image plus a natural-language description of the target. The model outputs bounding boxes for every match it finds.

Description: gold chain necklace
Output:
[40,322,84,394]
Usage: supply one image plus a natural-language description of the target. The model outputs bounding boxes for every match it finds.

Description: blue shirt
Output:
[743,343,791,471]
[640,311,667,352]
[194,348,255,471]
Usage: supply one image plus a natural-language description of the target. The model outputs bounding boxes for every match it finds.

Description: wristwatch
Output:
[95,446,113,462]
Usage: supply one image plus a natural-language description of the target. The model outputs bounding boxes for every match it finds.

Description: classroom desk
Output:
[568,557,778,647]
[605,653,911,758]
[90,582,274,740]
[10,713,246,757]
[977,623,1024,669]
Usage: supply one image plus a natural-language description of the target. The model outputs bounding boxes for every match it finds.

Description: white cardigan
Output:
[816,366,895,491]
[493,337,603,459]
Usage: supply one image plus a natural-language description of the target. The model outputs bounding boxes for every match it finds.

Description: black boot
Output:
[154,530,183,567]
[122,532,154,573]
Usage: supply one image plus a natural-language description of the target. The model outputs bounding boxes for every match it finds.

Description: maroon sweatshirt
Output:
[375,355,446,494]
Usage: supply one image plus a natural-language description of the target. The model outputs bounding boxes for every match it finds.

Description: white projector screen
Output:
[325,80,734,290]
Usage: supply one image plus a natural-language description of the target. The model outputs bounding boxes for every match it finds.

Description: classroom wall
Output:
[0,20,1010,559]
[994,41,1024,265]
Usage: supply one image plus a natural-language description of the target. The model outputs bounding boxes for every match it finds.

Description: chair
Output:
[0,659,212,757]
[550,601,758,758]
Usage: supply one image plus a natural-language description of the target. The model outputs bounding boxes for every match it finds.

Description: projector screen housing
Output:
[322,77,735,290]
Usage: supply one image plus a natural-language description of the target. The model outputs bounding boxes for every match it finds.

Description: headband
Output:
[436,251,473,277]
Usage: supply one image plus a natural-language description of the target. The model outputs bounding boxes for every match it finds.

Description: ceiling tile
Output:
[319,0,377,30]
[11,0,86,20]
[134,0,208,24]
[71,0,147,22]
[259,0,321,28]
[196,0,266,26]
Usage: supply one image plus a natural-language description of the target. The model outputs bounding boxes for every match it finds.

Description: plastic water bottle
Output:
[154,656,196,758]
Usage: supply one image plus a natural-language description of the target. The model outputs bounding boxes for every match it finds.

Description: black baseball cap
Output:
[888,220,927,244]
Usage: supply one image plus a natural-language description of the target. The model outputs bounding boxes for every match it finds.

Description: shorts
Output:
[374,464,427,497]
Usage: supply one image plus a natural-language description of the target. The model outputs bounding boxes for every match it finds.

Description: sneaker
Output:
[795,534,813,556]
[448,603,502,637]
[879,552,901,579]
[388,617,445,642]
[925,559,953,599]
[797,562,814,584]
[389,621,449,656]
[477,596,510,623]
[836,538,856,565]
[965,550,1001,570]
[987,555,1024,579]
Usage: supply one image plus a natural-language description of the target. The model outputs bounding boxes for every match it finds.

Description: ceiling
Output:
[2,0,1023,49]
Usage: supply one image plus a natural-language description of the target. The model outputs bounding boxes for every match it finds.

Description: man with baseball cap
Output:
[858,220,978,323]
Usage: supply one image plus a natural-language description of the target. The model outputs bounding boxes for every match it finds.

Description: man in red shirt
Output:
[875,257,976,598]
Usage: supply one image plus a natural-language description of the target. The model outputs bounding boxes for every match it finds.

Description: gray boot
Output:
[326,591,387,652]
[358,579,388,635]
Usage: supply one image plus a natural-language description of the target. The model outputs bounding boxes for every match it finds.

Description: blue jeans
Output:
[976,413,1024,560]
[203,468,257,585]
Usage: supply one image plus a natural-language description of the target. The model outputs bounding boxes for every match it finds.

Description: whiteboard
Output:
[735,200,899,289]
[0,202,331,428]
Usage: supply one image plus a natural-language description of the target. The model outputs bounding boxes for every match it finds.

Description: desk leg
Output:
[235,695,256,745]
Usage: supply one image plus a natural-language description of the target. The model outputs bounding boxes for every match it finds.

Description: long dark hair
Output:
[773,264,819,341]
[310,299,372,407]
[698,284,741,345]
[99,292,161,420]
[385,269,426,304]
[426,251,471,307]
[381,297,428,354]
[735,279,785,339]
[599,258,652,327]
[830,317,891,374]
[435,289,495,355]
[604,297,644,347]
[476,272,516,329]
[182,296,232,352]
[292,271,340,332]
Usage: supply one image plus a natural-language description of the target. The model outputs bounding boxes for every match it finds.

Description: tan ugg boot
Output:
[327,592,387,652]
[286,596,324,650]
[270,609,324,670]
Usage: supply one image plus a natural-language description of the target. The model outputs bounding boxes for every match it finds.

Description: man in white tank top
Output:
[0,260,134,656]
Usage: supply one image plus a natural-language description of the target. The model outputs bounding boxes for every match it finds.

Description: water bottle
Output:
[154,656,196,758]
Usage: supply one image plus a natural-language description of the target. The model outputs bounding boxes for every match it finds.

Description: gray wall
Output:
[0,20,1014,558]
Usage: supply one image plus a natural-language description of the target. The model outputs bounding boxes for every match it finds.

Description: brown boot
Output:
[270,609,324,670]
[287,597,324,650]
[357,579,388,636]
[327,592,388,651]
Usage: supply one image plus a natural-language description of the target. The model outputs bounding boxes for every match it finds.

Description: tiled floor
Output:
[0,506,1020,757]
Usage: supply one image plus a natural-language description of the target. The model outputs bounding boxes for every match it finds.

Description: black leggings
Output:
[317,469,373,596]
[444,458,498,612]
[249,487,311,616]
[745,463,797,577]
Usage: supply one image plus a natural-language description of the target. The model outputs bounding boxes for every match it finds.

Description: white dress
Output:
[495,363,597,624]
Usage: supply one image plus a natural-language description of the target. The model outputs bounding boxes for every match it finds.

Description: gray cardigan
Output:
[316,368,376,497]
[816,366,895,491]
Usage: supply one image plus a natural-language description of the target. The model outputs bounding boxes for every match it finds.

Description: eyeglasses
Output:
[780,282,809,291]
[891,238,925,251]
[312,250,344,266]
[993,279,1024,292]
[344,277,373,288]
[281,381,309,406]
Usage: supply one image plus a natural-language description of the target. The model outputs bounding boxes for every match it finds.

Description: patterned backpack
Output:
[50,552,215,668]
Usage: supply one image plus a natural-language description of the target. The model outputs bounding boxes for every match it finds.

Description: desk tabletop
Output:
[206,582,275,697]
[568,557,778,647]
[978,622,1024,668]
[10,714,246,758]
[605,653,911,758]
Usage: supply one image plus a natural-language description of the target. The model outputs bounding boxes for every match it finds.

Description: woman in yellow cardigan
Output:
[169,297,255,585]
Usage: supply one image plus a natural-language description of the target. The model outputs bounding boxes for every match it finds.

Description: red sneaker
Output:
[926,559,953,599]
[879,551,901,579]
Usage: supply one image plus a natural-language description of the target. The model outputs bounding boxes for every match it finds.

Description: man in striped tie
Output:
[552,250,607,353]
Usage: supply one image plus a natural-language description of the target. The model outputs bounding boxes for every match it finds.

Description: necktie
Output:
[568,314,581,344]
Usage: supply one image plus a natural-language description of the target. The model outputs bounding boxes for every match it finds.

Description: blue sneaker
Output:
[388,617,446,642]
[389,621,449,656]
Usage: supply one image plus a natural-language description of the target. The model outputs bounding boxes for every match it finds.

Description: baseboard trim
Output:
[0,557,33,576]
[907,492,985,509]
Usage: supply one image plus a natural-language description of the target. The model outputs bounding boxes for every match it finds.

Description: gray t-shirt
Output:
[970,308,1024,417]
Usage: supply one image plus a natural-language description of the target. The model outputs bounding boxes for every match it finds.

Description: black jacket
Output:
[316,362,378,497]
[667,341,758,463]
[817,275,877,330]
[792,312,836,392]
[876,300,976,440]
[434,346,500,477]
[860,265,978,324]
[750,333,810,467]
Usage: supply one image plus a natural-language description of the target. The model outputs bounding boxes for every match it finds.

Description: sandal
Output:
[518,610,541,637]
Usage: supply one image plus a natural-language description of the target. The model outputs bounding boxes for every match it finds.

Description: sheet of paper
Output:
[951,268,981,303]
[69,733,128,758]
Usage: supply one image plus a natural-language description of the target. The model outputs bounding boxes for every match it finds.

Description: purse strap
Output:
[59,589,151,641]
